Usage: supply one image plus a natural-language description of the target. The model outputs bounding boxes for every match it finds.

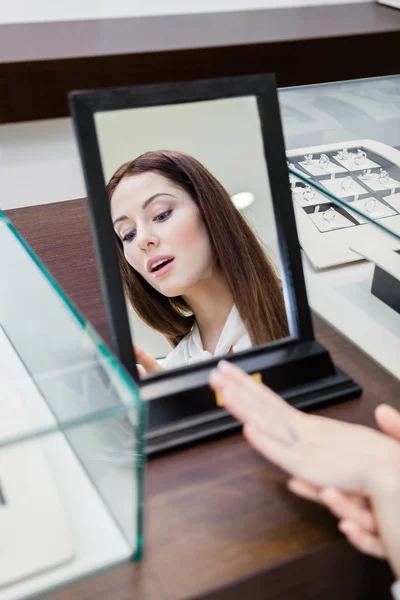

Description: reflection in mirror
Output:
[94,97,290,378]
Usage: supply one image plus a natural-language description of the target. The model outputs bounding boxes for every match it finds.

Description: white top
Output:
[161,305,251,369]
[392,581,400,600]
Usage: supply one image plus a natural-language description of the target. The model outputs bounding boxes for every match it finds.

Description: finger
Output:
[209,366,269,413]
[208,368,270,419]
[321,488,370,509]
[133,345,163,373]
[137,365,147,377]
[217,361,289,410]
[213,373,277,419]
[320,488,376,532]
[243,422,296,472]
[375,404,400,442]
[222,380,296,445]
[339,520,386,559]
[209,364,297,443]
[287,477,322,504]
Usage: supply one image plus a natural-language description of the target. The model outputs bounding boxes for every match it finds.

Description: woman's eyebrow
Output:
[113,215,128,227]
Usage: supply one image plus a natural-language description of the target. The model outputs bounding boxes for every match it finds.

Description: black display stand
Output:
[371,251,400,315]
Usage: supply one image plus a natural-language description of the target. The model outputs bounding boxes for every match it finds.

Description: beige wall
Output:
[0,1,367,24]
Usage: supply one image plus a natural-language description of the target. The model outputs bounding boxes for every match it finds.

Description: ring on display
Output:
[364,198,377,213]
[303,185,316,201]
[319,154,331,170]
[360,169,372,180]
[379,168,390,185]
[341,176,354,191]
[304,154,313,164]
[337,149,350,160]
[355,149,367,165]
[322,207,336,227]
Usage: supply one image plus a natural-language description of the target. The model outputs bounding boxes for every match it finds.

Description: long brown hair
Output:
[107,150,289,348]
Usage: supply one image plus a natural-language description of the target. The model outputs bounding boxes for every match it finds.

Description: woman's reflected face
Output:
[111,172,213,297]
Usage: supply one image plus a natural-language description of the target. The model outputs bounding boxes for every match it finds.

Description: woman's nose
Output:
[137,229,159,251]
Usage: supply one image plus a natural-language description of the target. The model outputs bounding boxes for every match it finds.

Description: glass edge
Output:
[0,402,142,450]
[132,397,146,562]
[288,167,400,241]
[0,210,143,404]
[279,73,400,93]
[0,210,145,456]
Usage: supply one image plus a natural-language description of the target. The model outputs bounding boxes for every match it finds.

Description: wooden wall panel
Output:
[1,3,399,123]
[0,65,10,123]
[4,32,400,123]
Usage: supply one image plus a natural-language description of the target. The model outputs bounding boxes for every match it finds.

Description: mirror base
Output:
[145,341,361,457]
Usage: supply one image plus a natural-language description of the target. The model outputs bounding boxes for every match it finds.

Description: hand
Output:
[134,345,164,375]
[287,479,385,558]
[288,403,400,559]
[209,361,400,497]
[209,362,400,579]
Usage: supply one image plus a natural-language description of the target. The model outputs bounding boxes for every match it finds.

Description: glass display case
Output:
[279,75,400,381]
[0,209,144,599]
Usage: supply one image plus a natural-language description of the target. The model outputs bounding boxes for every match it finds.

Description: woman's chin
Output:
[153,275,198,298]
[159,286,186,298]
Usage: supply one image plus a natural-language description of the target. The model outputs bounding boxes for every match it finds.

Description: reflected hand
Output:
[134,345,164,375]
[288,404,400,559]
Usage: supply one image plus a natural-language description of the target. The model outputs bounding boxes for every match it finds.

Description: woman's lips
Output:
[146,254,175,272]
[151,258,175,278]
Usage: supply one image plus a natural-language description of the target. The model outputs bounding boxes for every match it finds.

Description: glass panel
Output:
[280,75,400,242]
[0,209,143,443]
[280,75,400,150]
[280,76,400,383]
[0,208,144,598]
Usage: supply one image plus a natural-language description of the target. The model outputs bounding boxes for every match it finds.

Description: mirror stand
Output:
[144,339,360,456]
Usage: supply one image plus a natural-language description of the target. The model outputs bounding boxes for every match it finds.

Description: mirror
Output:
[70,75,360,454]
[93,95,291,379]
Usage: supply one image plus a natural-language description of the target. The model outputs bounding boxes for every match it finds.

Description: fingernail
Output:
[209,369,223,387]
[218,360,232,371]
[320,488,337,502]
[338,521,352,533]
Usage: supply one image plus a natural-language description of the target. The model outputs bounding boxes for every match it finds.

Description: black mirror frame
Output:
[69,73,361,456]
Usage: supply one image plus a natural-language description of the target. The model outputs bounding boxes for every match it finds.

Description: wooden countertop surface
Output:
[4,198,400,598]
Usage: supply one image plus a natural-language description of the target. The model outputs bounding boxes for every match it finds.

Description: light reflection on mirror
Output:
[231,192,255,210]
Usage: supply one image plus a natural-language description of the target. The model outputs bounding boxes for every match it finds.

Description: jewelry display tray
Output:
[287,139,400,270]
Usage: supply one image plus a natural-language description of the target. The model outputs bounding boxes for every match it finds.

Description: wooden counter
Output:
[5,198,400,598]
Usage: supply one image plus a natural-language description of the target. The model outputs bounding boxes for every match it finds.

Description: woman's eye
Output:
[122,230,136,243]
[154,210,172,222]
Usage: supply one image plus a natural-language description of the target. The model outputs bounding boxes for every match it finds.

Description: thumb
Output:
[374,404,400,442]
[137,364,147,377]
[133,345,164,374]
